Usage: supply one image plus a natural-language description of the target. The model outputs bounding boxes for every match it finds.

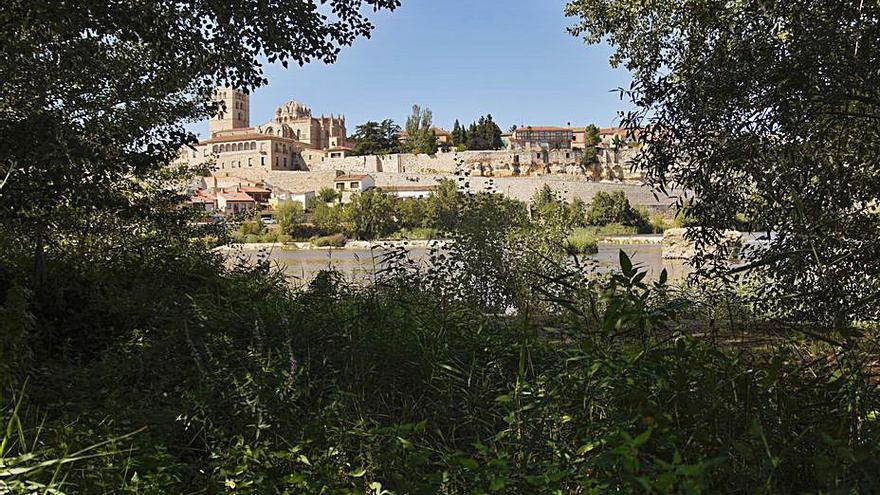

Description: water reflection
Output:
[248,242,693,284]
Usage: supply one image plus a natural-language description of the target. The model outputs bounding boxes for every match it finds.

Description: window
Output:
[248,157,252,167]
[261,157,265,167]
[350,182,359,189]
[283,157,287,168]
[335,183,344,191]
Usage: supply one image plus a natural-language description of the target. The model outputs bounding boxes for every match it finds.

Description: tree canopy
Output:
[566,0,880,326]
[350,119,401,156]
[0,0,399,273]
[403,104,438,155]
[452,115,504,150]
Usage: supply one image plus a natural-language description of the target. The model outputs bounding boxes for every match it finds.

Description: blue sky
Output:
[193,0,633,138]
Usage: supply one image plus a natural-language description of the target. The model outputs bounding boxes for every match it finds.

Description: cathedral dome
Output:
[276,100,312,119]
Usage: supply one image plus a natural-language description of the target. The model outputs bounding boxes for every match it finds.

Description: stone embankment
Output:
[661,228,745,260]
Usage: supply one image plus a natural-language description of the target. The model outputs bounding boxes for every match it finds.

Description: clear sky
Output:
[192,0,633,138]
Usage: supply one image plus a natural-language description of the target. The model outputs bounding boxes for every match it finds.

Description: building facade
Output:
[178,88,348,175]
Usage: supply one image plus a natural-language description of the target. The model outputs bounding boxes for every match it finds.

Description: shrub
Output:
[564,228,599,254]
[348,189,397,240]
[387,227,439,240]
[311,233,347,247]
[275,201,304,234]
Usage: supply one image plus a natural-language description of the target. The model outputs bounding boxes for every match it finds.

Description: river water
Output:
[234,238,693,284]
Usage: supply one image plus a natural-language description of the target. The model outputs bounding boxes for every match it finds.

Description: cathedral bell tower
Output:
[209,88,250,136]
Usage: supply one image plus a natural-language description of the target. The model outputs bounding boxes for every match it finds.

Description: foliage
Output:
[402,105,438,155]
[350,119,401,156]
[7,242,879,493]
[387,227,439,241]
[0,0,399,318]
[347,189,397,240]
[451,120,467,147]
[315,187,342,205]
[563,228,599,255]
[394,198,426,230]
[311,233,347,248]
[311,201,348,235]
[586,191,648,229]
[424,179,463,231]
[274,201,304,235]
[457,115,504,150]
[566,0,880,326]
[581,123,602,164]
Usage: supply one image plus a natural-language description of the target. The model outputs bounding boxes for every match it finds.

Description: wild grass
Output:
[3,221,878,493]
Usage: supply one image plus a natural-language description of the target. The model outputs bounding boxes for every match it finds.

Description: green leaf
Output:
[619,249,633,275]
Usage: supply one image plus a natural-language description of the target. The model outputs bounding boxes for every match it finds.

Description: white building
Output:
[333,173,376,203]
[270,189,316,210]
[379,185,437,199]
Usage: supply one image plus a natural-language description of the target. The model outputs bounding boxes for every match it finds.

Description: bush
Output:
[564,228,599,254]
[348,189,397,240]
[275,201,304,234]
[387,227,439,240]
[311,233,347,247]
[586,190,648,228]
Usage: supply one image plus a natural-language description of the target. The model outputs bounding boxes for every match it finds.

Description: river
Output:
[229,238,693,284]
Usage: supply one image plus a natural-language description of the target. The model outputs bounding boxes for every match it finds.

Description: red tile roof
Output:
[218,191,256,202]
[239,186,270,194]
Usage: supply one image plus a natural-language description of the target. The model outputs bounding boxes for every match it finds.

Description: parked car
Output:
[260,217,277,225]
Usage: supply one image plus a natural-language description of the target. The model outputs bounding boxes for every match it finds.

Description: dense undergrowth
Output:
[2,229,879,493]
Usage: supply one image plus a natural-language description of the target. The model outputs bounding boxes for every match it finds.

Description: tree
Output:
[312,202,347,235]
[566,0,880,325]
[451,120,466,147]
[425,179,462,231]
[581,124,601,164]
[317,187,341,204]
[347,189,397,240]
[461,115,503,150]
[275,201,304,235]
[0,0,399,357]
[395,198,426,230]
[585,191,645,227]
[403,104,438,155]
[350,119,400,156]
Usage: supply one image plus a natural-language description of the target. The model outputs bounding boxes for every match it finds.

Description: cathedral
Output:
[179,88,349,173]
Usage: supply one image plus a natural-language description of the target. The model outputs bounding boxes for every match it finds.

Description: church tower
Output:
[209,88,250,136]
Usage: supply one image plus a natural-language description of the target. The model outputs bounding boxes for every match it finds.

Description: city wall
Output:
[301,147,641,181]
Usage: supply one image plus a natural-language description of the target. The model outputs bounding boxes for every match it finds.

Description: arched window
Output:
[250,142,256,150]
[237,112,242,121]
[237,142,243,151]
[212,145,218,153]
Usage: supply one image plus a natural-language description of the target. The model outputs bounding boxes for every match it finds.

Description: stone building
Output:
[177,88,348,175]
[273,100,347,151]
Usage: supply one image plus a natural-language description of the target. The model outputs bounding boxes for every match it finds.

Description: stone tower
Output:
[209,88,250,136]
